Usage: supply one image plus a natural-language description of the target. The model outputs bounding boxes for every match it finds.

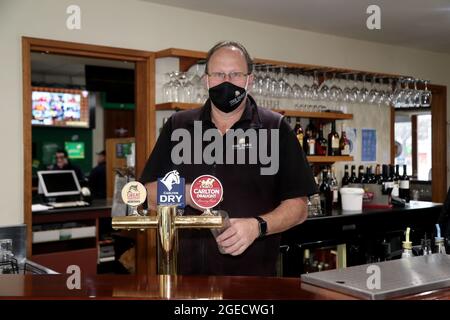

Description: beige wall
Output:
[1,0,450,225]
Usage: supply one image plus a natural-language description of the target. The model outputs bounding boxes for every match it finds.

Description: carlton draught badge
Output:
[190,175,223,214]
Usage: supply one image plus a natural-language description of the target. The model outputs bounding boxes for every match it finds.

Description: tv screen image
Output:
[31,87,89,128]
[65,142,85,159]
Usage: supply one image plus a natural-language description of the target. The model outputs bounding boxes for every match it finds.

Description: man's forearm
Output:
[260,197,308,235]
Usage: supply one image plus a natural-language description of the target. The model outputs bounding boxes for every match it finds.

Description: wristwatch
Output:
[254,216,267,238]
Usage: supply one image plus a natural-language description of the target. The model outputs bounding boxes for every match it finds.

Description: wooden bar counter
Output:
[1,274,450,300]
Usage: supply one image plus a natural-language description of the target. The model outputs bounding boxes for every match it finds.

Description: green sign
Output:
[65,142,85,159]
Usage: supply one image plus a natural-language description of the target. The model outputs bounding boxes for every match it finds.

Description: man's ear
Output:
[203,74,209,90]
[247,73,254,90]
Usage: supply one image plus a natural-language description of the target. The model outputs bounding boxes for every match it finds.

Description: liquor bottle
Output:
[294,117,304,149]
[328,121,340,156]
[339,129,350,156]
[435,224,447,254]
[307,134,316,156]
[319,169,332,214]
[349,165,357,184]
[363,166,371,184]
[304,120,316,154]
[330,167,339,209]
[388,165,397,197]
[356,165,365,184]
[342,165,350,186]
[399,164,410,203]
[366,166,377,184]
[401,227,413,259]
[315,124,328,156]
[303,249,312,274]
[375,164,382,184]
[394,165,400,186]
[381,165,390,195]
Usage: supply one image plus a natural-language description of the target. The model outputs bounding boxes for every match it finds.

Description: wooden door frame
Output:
[390,84,447,202]
[22,37,156,275]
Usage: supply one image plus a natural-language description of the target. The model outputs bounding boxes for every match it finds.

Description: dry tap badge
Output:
[157,170,185,208]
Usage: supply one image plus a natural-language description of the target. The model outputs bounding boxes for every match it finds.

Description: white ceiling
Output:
[141,0,450,55]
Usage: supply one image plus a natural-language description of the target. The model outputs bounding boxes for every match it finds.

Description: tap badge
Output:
[190,175,223,210]
[121,181,147,206]
[157,170,185,208]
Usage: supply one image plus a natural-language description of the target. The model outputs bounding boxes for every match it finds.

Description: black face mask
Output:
[208,81,247,113]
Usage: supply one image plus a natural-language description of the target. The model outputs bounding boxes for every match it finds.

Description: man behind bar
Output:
[140,41,317,276]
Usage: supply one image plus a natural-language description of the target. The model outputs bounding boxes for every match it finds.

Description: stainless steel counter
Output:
[301,254,450,299]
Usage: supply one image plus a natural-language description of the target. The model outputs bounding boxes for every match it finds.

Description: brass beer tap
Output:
[112,181,223,275]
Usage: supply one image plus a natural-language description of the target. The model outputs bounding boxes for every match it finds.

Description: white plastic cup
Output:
[340,187,364,212]
[210,210,231,254]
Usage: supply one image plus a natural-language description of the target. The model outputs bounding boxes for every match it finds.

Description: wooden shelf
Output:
[307,156,353,163]
[155,102,202,111]
[276,110,353,120]
[155,48,405,79]
[155,48,207,59]
[155,103,353,120]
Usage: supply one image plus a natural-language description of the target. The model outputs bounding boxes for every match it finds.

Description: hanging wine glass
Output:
[342,74,352,103]
[384,78,394,106]
[349,74,359,103]
[318,71,330,101]
[367,76,380,104]
[358,74,369,103]
[310,70,320,101]
[421,80,432,107]
[393,78,404,107]
[412,79,421,108]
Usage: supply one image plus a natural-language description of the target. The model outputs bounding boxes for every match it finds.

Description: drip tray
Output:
[301,254,450,300]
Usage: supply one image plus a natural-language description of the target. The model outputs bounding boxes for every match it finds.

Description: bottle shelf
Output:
[155,102,201,111]
[276,110,353,120]
[307,156,353,163]
[155,103,353,120]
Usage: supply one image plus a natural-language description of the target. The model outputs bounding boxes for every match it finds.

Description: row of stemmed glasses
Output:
[392,78,432,108]
[161,64,432,110]
[250,64,432,112]
[161,68,208,104]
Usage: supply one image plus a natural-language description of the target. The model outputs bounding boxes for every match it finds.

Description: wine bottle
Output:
[304,120,316,154]
[294,117,304,149]
[315,124,328,156]
[319,169,332,214]
[349,165,357,184]
[399,164,410,203]
[330,167,339,209]
[328,121,340,156]
[342,164,350,186]
[356,165,365,184]
[339,130,350,156]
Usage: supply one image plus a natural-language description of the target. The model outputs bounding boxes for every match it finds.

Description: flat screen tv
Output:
[31,87,90,128]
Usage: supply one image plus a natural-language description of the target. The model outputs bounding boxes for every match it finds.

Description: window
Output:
[417,114,432,181]
[394,111,431,180]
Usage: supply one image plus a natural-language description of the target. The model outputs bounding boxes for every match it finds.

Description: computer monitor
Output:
[37,170,81,197]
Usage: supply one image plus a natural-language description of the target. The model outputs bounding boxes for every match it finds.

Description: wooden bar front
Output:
[1,275,450,300]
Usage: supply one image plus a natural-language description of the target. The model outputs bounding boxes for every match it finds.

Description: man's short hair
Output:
[56,149,68,158]
[205,41,253,75]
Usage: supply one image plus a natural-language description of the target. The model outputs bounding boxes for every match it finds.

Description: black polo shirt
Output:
[140,95,317,276]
